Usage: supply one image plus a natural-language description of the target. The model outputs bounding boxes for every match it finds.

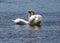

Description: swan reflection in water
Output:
[28,25,41,30]
[14,24,41,30]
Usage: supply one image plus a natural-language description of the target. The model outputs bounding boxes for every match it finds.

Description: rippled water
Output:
[0,0,60,43]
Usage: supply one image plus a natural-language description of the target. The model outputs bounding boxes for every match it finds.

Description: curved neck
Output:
[29,12,34,17]
[28,12,34,21]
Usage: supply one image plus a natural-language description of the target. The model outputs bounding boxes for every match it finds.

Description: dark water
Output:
[0,0,60,43]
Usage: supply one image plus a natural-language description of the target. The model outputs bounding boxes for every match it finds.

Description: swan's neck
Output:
[28,13,34,21]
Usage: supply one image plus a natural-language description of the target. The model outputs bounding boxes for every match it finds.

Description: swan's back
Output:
[12,18,28,25]
[29,15,42,21]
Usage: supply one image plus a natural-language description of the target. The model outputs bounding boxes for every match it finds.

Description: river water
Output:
[0,0,60,43]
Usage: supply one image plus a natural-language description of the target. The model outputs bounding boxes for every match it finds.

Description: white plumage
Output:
[28,10,42,25]
[12,10,42,25]
[12,18,28,25]
[29,15,42,22]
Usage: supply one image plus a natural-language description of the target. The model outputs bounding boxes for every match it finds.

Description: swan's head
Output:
[28,10,35,17]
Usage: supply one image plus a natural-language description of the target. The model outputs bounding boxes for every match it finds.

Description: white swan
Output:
[28,10,42,25]
[12,18,28,25]
[12,10,42,25]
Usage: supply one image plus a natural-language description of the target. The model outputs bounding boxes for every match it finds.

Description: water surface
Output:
[0,0,60,43]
